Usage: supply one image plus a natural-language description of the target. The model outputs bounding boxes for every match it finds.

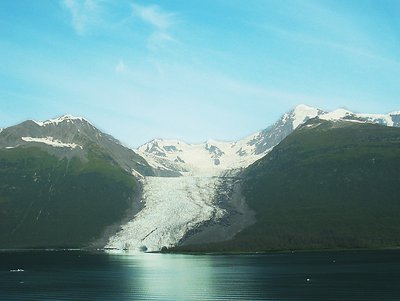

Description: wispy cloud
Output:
[263,24,400,67]
[131,2,178,50]
[148,32,176,50]
[115,60,126,73]
[62,0,100,35]
[258,0,400,68]
[62,1,179,50]
[131,3,177,30]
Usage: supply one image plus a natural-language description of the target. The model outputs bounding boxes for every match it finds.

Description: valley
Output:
[1,104,400,252]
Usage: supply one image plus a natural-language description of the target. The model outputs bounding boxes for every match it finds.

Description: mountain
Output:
[136,135,265,176]
[0,115,155,177]
[253,105,400,155]
[2,105,400,251]
[137,104,400,176]
[171,118,400,252]
[110,105,400,252]
[0,115,154,248]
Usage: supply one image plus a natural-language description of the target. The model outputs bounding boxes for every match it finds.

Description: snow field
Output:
[21,136,82,149]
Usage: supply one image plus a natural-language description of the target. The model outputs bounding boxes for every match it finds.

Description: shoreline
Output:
[1,245,400,255]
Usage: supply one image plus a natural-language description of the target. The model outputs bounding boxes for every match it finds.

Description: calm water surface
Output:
[1,249,400,300]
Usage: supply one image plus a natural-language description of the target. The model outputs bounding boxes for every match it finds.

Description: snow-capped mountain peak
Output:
[137,104,328,176]
[33,114,91,127]
[138,138,188,156]
[0,114,155,177]
[137,104,400,177]
[291,104,324,129]
[319,108,353,121]
[137,136,266,176]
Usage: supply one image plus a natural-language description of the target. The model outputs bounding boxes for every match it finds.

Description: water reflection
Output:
[107,253,218,300]
[1,250,400,300]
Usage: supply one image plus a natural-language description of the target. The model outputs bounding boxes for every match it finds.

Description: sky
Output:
[1,0,399,147]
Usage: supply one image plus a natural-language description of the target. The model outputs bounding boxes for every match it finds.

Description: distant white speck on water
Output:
[10,269,24,272]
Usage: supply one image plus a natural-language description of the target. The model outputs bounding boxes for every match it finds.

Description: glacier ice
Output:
[106,176,226,252]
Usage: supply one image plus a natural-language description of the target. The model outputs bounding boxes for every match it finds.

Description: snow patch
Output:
[356,113,394,126]
[320,108,353,121]
[21,136,83,149]
[131,168,144,178]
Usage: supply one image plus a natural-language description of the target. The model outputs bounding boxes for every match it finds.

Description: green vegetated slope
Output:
[175,119,400,252]
[0,146,137,248]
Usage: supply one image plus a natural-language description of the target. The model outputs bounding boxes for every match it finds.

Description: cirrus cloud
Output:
[131,3,177,30]
[62,0,100,35]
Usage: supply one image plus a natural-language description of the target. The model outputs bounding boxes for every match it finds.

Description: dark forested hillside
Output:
[172,119,400,252]
[0,146,138,248]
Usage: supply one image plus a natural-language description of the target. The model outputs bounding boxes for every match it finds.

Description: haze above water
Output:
[1,250,400,300]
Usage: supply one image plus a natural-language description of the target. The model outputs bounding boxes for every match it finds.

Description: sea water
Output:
[1,249,400,300]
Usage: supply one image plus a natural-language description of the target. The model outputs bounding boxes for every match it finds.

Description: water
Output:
[1,250,400,300]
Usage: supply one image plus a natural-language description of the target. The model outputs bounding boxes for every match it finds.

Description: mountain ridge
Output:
[137,104,400,176]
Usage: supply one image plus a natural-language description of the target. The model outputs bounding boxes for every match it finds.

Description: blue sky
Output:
[1,0,399,147]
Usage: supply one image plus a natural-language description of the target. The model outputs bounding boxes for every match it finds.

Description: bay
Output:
[1,249,400,300]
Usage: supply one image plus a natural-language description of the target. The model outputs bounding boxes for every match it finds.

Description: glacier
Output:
[106,176,226,252]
